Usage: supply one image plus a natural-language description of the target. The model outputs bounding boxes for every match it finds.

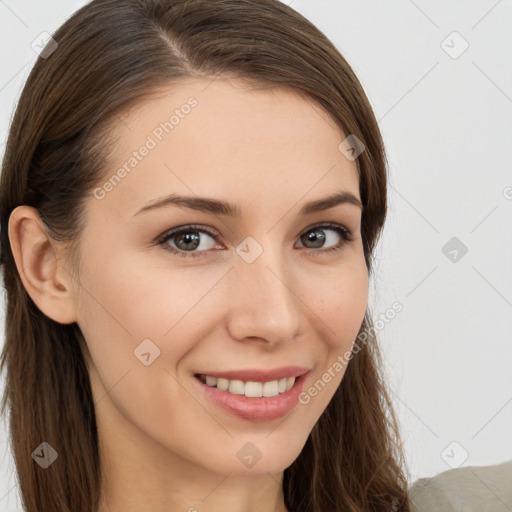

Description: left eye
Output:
[157,223,353,259]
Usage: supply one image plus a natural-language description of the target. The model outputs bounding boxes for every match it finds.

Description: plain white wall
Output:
[1,0,511,509]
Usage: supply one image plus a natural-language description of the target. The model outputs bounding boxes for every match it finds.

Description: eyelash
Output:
[156,222,354,260]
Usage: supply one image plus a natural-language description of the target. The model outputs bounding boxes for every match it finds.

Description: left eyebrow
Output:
[133,190,363,218]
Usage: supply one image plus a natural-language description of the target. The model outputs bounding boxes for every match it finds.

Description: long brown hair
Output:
[0,1,411,510]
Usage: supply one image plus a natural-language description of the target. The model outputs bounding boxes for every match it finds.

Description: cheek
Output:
[74,252,226,380]
[314,258,368,347]
[296,261,368,412]
[73,256,203,436]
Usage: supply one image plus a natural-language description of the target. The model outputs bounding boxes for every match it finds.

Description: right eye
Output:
[157,225,221,259]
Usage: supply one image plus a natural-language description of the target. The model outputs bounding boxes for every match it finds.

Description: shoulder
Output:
[409,459,512,512]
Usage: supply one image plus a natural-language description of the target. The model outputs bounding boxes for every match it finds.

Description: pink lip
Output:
[193,371,310,422]
[193,366,310,382]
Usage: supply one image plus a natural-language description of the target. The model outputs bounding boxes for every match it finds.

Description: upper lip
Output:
[195,366,310,383]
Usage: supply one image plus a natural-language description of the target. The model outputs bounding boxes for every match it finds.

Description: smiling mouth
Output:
[192,371,309,422]
[195,373,297,398]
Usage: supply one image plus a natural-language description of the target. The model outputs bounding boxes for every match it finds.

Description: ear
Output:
[8,205,78,324]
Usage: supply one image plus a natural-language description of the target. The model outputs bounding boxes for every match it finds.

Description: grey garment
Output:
[409,460,512,512]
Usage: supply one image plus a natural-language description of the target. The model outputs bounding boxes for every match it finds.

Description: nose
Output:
[223,243,302,347]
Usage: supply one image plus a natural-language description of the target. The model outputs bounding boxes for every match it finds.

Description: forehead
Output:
[96,77,360,219]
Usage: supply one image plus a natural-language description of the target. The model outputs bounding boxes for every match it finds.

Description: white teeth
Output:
[228,380,245,395]
[262,380,279,397]
[246,381,263,397]
[217,377,229,391]
[199,374,296,397]
[205,375,218,386]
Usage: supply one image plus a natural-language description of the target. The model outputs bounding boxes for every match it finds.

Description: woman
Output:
[0,0,411,510]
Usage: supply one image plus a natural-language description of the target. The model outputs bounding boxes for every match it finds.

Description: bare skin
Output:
[9,77,368,512]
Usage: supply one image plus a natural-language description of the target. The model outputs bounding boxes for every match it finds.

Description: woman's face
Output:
[72,77,368,479]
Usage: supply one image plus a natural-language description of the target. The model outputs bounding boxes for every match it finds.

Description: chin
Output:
[215,441,304,477]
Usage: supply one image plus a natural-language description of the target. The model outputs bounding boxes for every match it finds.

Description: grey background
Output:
[1,0,511,509]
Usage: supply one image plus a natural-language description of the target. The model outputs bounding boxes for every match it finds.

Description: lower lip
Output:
[193,372,309,422]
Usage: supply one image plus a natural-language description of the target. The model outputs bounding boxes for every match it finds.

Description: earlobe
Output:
[7,205,78,324]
